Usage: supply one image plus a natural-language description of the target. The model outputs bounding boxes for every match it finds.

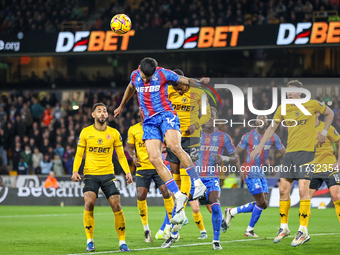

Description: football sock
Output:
[173,173,181,188]
[137,200,148,227]
[211,202,222,241]
[299,199,311,231]
[84,210,94,240]
[180,168,191,196]
[279,200,290,228]
[249,204,264,228]
[160,210,169,232]
[114,210,126,242]
[163,197,174,220]
[193,212,205,231]
[165,178,181,196]
[232,202,255,215]
[334,199,340,223]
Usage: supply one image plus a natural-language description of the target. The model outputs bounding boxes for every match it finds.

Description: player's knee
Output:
[137,194,146,201]
[85,201,95,211]
[191,205,199,214]
[298,185,309,198]
[112,203,122,212]
[167,144,182,156]
[331,190,340,202]
[279,186,289,197]
[257,200,267,209]
[148,156,160,166]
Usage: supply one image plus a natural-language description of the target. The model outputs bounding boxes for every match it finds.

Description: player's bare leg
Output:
[209,191,222,250]
[145,139,188,222]
[165,129,207,199]
[108,194,130,251]
[84,191,96,252]
[274,178,293,243]
[137,186,153,242]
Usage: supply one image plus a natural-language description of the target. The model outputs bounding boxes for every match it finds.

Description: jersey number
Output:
[190,147,199,159]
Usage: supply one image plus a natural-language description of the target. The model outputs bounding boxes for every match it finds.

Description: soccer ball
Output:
[110,14,132,35]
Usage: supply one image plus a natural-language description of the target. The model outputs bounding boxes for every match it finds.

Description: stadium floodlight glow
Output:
[72,105,79,110]
[201,84,312,116]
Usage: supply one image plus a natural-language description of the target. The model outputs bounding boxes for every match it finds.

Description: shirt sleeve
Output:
[312,100,326,114]
[127,127,135,145]
[328,126,340,143]
[224,134,236,154]
[273,133,284,150]
[77,129,86,148]
[161,68,180,83]
[130,70,138,87]
[113,130,123,147]
[273,105,283,122]
[73,130,86,172]
[238,134,248,149]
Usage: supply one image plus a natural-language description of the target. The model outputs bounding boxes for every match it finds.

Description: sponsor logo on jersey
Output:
[172,104,194,111]
[200,145,219,152]
[89,147,111,153]
[135,85,160,93]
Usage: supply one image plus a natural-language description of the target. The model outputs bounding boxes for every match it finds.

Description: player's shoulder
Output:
[81,125,94,133]
[130,69,140,80]
[216,129,232,140]
[129,123,141,132]
[242,130,254,139]
[305,99,324,107]
[168,85,176,93]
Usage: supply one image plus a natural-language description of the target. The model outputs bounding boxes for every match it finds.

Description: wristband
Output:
[220,155,230,162]
[321,129,328,136]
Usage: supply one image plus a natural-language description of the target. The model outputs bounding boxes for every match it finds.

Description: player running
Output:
[166,69,211,239]
[127,108,174,242]
[162,107,238,249]
[309,112,340,222]
[225,115,286,237]
[72,103,133,252]
[114,57,208,224]
[250,80,334,247]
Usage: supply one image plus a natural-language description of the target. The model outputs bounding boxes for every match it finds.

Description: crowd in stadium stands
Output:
[1,0,339,34]
[0,85,340,177]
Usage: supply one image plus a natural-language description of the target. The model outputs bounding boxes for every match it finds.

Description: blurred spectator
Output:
[17,157,29,175]
[31,97,44,122]
[52,103,63,121]
[12,142,22,171]
[52,155,64,176]
[54,143,65,159]
[64,153,74,175]
[44,171,59,189]
[40,154,53,174]
[43,104,52,126]
[0,128,9,165]
[32,147,43,173]
[0,158,8,175]
[21,145,33,172]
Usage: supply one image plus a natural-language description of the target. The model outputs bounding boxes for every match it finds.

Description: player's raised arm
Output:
[114,82,136,118]
[316,106,334,146]
[72,130,86,182]
[177,76,210,88]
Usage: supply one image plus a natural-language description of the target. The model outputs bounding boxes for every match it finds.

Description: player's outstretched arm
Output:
[71,146,85,182]
[250,121,280,160]
[279,147,286,158]
[127,143,141,167]
[316,106,334,146]
[177,76,210,88]
[115,145,133,184]
[114,82,136,118]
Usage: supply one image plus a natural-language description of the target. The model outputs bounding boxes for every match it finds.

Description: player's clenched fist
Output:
[71,171,81,182]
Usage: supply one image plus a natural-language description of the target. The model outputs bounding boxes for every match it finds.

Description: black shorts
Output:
[280,151,315,180]
[83,174,120,199]
[166,137,200,164]
[310,172,340,190]
[136,169,164,190]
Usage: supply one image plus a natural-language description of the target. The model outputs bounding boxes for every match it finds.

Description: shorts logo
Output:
[295,111,300,117]
[205,138,210,143]
[107,135,111,140]
[255,183,260,189]
[213,136,218,142]
[182,97,188,103]
[98,138,103,144]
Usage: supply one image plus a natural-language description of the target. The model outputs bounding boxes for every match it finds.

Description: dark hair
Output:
[92,103,107,112]
[210,107,219,118]
[171,69,184,87]
[287,80,303,88]
[140,57,158,76]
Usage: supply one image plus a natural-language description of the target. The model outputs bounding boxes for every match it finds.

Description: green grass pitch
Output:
[1,205,339,254]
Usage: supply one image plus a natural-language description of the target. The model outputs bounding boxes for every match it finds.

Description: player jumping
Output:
[225,115,286,237]
[127,108,174,242]
[72,103,133,252]
[250,80,334,247]
[114,58,208,224]
[309,112,340,222]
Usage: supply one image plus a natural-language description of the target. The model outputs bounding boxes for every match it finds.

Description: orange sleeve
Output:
[44,179,51,188]
[52,178,59,188]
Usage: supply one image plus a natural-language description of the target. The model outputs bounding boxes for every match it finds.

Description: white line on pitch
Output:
[0,212,136,218]
[67,232,339,255]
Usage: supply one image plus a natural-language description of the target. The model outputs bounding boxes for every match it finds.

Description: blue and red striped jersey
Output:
[195,129,236,178]
[238,129,284,178]
[130,67,180,120]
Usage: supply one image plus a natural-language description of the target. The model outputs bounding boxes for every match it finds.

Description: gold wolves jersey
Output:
[127,123,155,170]
[167,86,211,138]
[314,121,340,173]
[273,100,326,153]
[75,125,126,175]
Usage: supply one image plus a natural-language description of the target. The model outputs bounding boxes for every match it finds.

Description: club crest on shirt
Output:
[182,97,188,103]
[295,111,300,117]
[107,134,111,140]
[98,138,103,144]
[205,138,210,143]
